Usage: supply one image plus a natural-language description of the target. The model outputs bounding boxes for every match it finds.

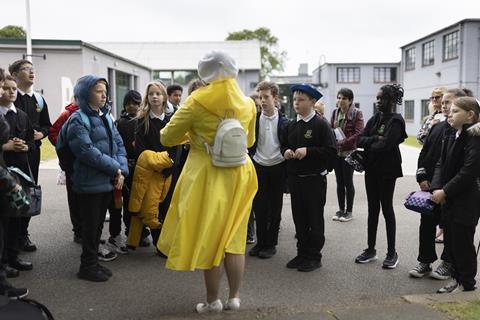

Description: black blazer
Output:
[431,123,480,227]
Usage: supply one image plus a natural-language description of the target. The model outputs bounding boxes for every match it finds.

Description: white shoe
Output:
[195,299,223,313]
[224,298,241,311]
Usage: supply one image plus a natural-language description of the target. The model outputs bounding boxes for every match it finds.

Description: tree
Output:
[226,27,287,79]
[0,25,27,39]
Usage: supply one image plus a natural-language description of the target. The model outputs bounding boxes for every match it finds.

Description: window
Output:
[422,40,435,66]
[405,47,416,71]
[115,70,132,116]
[337,67,360,83]
[421,99,430,120]
[404,100,415,121]
[374,67,397,83]
[443,31,459,60]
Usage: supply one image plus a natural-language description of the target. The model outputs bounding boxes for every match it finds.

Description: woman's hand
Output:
[419,180,430,191]
[432,189,446,204]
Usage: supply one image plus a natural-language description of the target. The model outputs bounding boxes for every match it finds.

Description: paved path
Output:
[17,145,477,319]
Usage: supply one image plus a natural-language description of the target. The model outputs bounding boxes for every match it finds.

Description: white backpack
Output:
[203,113,248,168]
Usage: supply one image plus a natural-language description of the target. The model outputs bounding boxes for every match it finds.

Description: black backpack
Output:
[0,296,54,319]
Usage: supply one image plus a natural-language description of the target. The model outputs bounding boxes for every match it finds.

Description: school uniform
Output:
[431,123,480,290]
[281,110,336,265]
[14,89,51,244]
[357,111,407,255]
[135,112,177,246]
[249,110,289,253]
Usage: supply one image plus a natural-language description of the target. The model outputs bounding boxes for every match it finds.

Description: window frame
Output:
[405,47,416,71]
[443,30,459,61]
[336,67,360,83]
[422,40,435,67]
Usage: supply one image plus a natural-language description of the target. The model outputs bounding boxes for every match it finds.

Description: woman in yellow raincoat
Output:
[157,51,258,313]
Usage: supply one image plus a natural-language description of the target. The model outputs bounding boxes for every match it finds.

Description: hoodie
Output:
[66,75,128,193]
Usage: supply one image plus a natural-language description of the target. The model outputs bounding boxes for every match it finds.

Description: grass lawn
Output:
[434,301,480,320]
[40,138,57,161]
[402,135,422,149]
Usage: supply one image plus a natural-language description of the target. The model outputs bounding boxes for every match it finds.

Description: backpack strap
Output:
[77,111,91,130]
[19,297,55,320]
[32,92,45,112]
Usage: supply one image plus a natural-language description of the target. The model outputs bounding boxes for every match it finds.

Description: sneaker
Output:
[1,284,29,299]
[139,236,151,247]
[249,244,263,257]
[332,210,344,221]
[246,237,256,245]
[286,256,304,269]
[195,299,223,313]
[437,280,459,294]
[98,244,117,262]
[409,262,432,278]
[258,247,277,259]
[382,252,399,269]
[104,212,110,222]
[224,298,241,311]
[107,235,129,255]
[431,261,453,280]
[77,266,109,282]
[339,212,353,222]
[297,259,321,272]
[355,249,377,264]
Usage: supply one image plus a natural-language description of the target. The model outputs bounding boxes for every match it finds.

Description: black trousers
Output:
[0,216,9,290]
[417,206,450,263]
[2,217,20,263]
[334,155,355,212]
[66,173,82,237]
[444,218,477,290]
[289,174,326,261]
[253,161,285,248]
[365,173,397,254]
[77,192,111,269]
[20,146,41,239]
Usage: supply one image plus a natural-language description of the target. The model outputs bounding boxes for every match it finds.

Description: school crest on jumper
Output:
[304,129,313,139]
[35,104,41,113]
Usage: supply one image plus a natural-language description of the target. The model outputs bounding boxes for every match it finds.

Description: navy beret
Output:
[290,84,323,100]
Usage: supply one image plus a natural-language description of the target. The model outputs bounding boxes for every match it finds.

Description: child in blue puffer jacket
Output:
[66,75,128,282]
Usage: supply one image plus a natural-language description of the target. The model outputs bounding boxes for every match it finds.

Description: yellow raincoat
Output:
[157,78,258,270]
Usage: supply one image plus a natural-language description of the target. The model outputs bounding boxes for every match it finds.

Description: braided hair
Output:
[380,84,404,107]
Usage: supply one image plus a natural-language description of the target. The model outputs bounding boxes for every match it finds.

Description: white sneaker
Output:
[224,298,241,311]
[104,212,110,223]
[98,244,117,262]
[107,235,129,255]
[195,299,223,313]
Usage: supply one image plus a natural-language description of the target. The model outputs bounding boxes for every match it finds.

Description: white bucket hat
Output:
[197,50,238,83]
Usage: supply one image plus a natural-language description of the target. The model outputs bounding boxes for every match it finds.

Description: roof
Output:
[92,41,261,71]
[0,38,152,71]
[400,18,480,49]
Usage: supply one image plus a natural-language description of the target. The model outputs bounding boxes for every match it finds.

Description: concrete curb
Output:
[403,291,480,305]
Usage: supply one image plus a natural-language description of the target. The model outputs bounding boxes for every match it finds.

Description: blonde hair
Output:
[428,87,448,114]
[136,81,167,135]
[256,81,279,97]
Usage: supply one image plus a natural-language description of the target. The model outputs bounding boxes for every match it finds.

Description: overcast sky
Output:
[1,0,479,75]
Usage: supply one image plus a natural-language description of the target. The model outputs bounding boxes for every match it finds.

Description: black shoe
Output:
[5,265,20,278]
[297,259,321,272]
[97,264,112,277]
[382,252,399,269]
[355,249,377,264]
[73,234,82,244]
[77,266,109,282]
[258,247,277,259]
[9,258,33,271]
[246,237,256,245]
[248,245,263,257]
[286,256,304,269]
[1,284,29,299]
[20,236,37,252]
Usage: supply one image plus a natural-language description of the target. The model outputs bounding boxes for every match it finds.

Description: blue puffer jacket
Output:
[66,75,128,193]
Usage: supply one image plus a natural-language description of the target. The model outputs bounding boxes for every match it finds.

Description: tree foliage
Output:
[0,25,27,39]
[226,27,286,79]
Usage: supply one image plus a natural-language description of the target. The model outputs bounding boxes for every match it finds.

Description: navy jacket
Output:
[66,75,128,193]
[248,111,290,158]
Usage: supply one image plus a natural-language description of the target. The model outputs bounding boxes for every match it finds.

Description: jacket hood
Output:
[74,75,110,115]
[467,122,480,137]
[190,78,250,118]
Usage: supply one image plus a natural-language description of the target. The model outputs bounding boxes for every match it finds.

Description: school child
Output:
[248,81,289,259]
[105,90,142,254]
[410,88,472,280]
[431,96,480,293]
[66,75,128,282]
[0,75,35,273]
[9,59,52,252]
[128,82,176,251]
[355,84,407,269]
[281,84,336,272]
[330,88,364,222]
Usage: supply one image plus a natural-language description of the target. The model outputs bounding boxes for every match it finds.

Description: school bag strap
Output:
[33,92,45,112]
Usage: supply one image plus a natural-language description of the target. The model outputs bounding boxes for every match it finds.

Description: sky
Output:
[1,0,479,75]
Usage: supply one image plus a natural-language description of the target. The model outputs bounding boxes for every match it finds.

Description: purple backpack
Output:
[404,191,435,215]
